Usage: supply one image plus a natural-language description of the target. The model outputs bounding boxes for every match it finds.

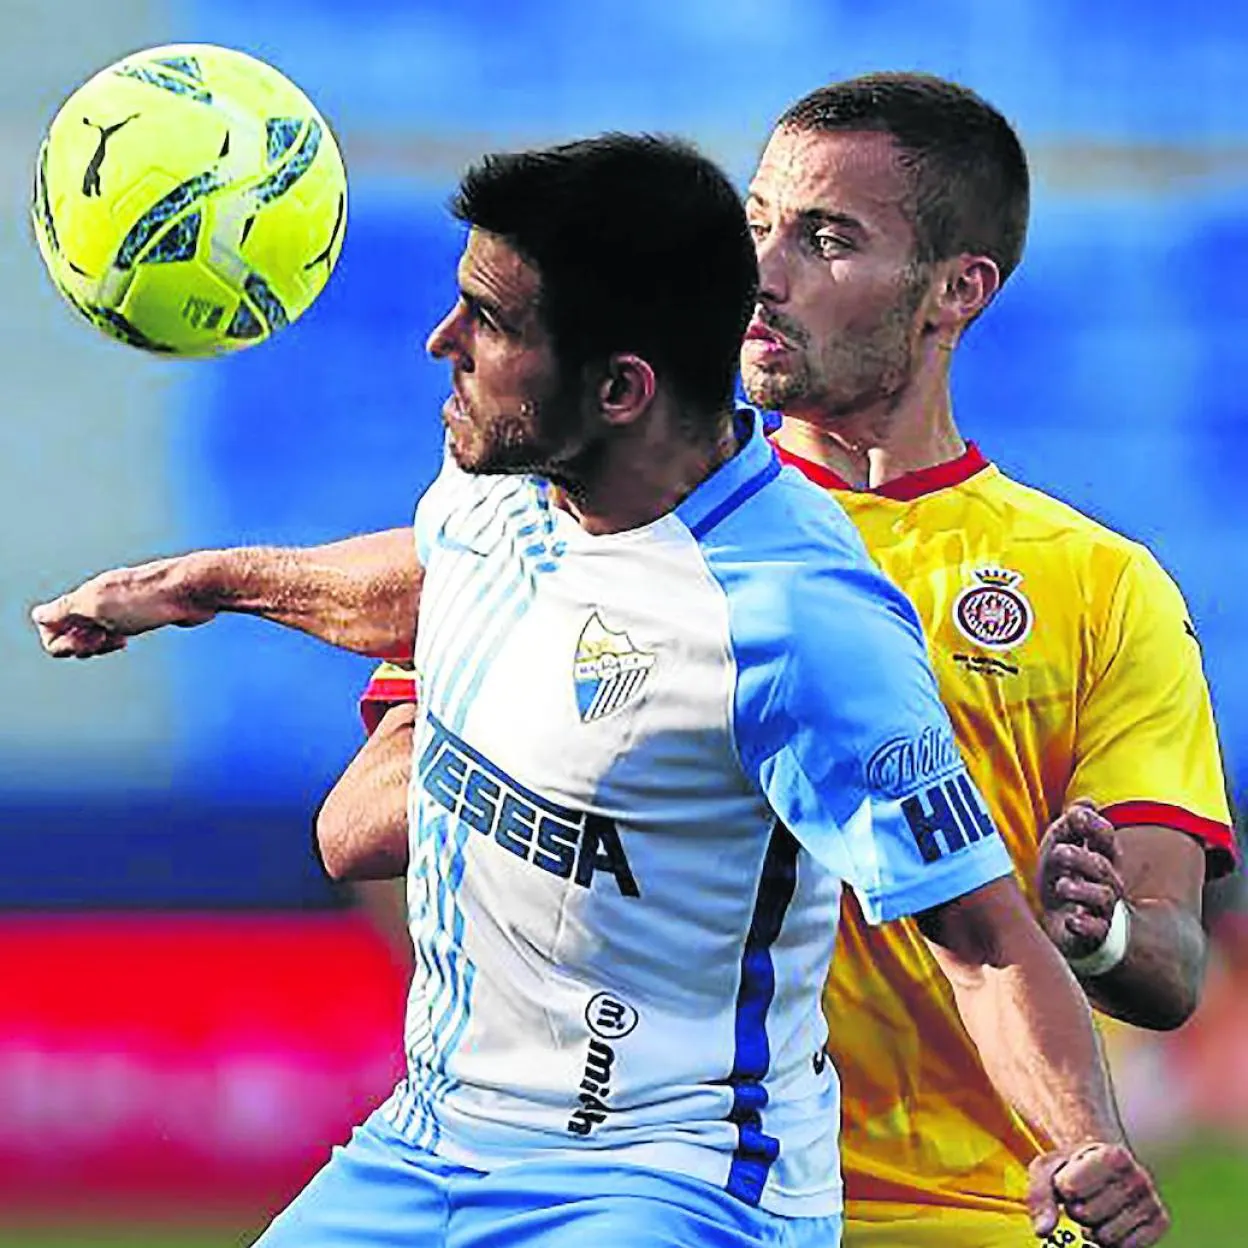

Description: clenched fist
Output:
[1037,800,1126,963]
[1030,1142,1169,1247]
[30,556,216,659]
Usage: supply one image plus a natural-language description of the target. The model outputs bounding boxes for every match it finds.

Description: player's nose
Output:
[426,303,466,361]
[753,229,791,305]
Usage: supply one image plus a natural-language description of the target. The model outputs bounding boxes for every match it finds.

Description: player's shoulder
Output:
[698,456,926,660]
[679,412,882,583]
[711,446,875,564]
[974,465,1158,583]
[707,461,886,589]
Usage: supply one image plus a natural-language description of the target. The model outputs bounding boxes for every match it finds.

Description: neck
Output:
[771,351,964,489]
[554,404,738,535]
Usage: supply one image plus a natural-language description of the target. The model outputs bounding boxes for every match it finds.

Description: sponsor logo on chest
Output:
[417,711,640,896]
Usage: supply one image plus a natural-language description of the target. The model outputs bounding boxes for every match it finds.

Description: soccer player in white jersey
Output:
[32,134,1168,1247]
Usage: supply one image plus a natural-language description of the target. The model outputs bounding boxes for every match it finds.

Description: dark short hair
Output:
[779,72,1030,284]
[451,133,758,419]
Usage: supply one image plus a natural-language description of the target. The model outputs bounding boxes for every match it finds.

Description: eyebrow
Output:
[459,284,512,329]
[746,191,868,236]
[797,208,866,236]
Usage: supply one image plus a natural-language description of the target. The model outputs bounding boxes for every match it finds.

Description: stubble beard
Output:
[742,353,814,414]
[450,391,589,479]
[744,269,929,423]
[744,329,914,422]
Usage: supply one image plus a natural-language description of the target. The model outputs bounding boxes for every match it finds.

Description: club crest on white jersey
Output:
[573,611,655,722]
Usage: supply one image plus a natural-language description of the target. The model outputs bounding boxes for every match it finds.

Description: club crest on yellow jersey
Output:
[952,567,1034,650]
[573,613,655,722]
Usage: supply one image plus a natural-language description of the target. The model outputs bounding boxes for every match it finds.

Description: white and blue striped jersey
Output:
[381,411,1013,1217]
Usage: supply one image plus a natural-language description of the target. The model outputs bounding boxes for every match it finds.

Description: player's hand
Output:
[1029,1143,1169,1246]
[30,558,216,658]
[1037,799,1125,961]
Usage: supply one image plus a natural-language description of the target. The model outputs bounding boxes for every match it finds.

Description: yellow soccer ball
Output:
[31,43,347,356]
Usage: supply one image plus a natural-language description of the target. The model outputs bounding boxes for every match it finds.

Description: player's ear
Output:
[596,353,657,427]
[928,254,1000,343]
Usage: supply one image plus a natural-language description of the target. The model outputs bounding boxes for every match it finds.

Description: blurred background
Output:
[1,0,1245,1244]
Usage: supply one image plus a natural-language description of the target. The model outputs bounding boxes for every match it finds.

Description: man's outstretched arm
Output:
[31,528,421,660]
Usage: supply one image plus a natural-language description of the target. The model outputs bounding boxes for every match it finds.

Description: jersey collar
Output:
[771,439,990,501]
[676,408,781,539]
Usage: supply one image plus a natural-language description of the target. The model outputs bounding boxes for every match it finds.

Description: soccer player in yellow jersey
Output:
[741,72,1236,1246]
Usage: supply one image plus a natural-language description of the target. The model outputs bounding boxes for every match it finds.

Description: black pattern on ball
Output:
[226,300,264,339]
[115,171,221,268]
[266,118,303,164]
[33,141,59,254]
[142,210,203,264]
[254,120,321,205]
[244,271,289,330]
[115,64,213,106]
[151,56,205,82]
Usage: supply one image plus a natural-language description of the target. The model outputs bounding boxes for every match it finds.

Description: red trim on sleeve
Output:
[1103,800,1240,879]
[771,440,990,500]
[359,676,418,736]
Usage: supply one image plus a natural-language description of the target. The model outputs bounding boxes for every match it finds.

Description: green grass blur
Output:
[0,1223,260,1248]
[1152,1136,1248,1247]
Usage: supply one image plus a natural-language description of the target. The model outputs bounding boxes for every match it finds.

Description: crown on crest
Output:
[971,566,1022,588]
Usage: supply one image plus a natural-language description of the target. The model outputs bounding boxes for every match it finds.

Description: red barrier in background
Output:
[1,911,1244,1219]
[0,914,407,1213]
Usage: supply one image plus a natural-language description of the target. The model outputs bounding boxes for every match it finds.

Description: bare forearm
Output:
[182,529,420,656]
[950,940,1123,1148]
[1079,900,1207,1030]
[1040,817,1210,1031]
[317,703,414,881]
[921,880,1124,1150]
[929,881,1171,1244]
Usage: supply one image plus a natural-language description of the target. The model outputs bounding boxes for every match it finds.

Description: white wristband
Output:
[1066,899,1132,978]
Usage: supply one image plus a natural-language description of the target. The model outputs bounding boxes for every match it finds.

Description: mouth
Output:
[443,390,471,426]
[743,318,793,351]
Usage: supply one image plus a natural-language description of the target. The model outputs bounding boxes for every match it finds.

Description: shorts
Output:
[254,1109,843,1247]
[844,1204,1092,1247]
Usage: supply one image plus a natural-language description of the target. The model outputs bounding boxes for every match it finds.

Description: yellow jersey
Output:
[774,440,1235,1240]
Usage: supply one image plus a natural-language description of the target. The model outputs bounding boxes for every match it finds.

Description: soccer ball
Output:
[31,43,347,356]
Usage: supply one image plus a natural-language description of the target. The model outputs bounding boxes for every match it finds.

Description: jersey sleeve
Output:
[737,560,1015,925]
[360,661,419,735]
[1068,545,1237,876]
